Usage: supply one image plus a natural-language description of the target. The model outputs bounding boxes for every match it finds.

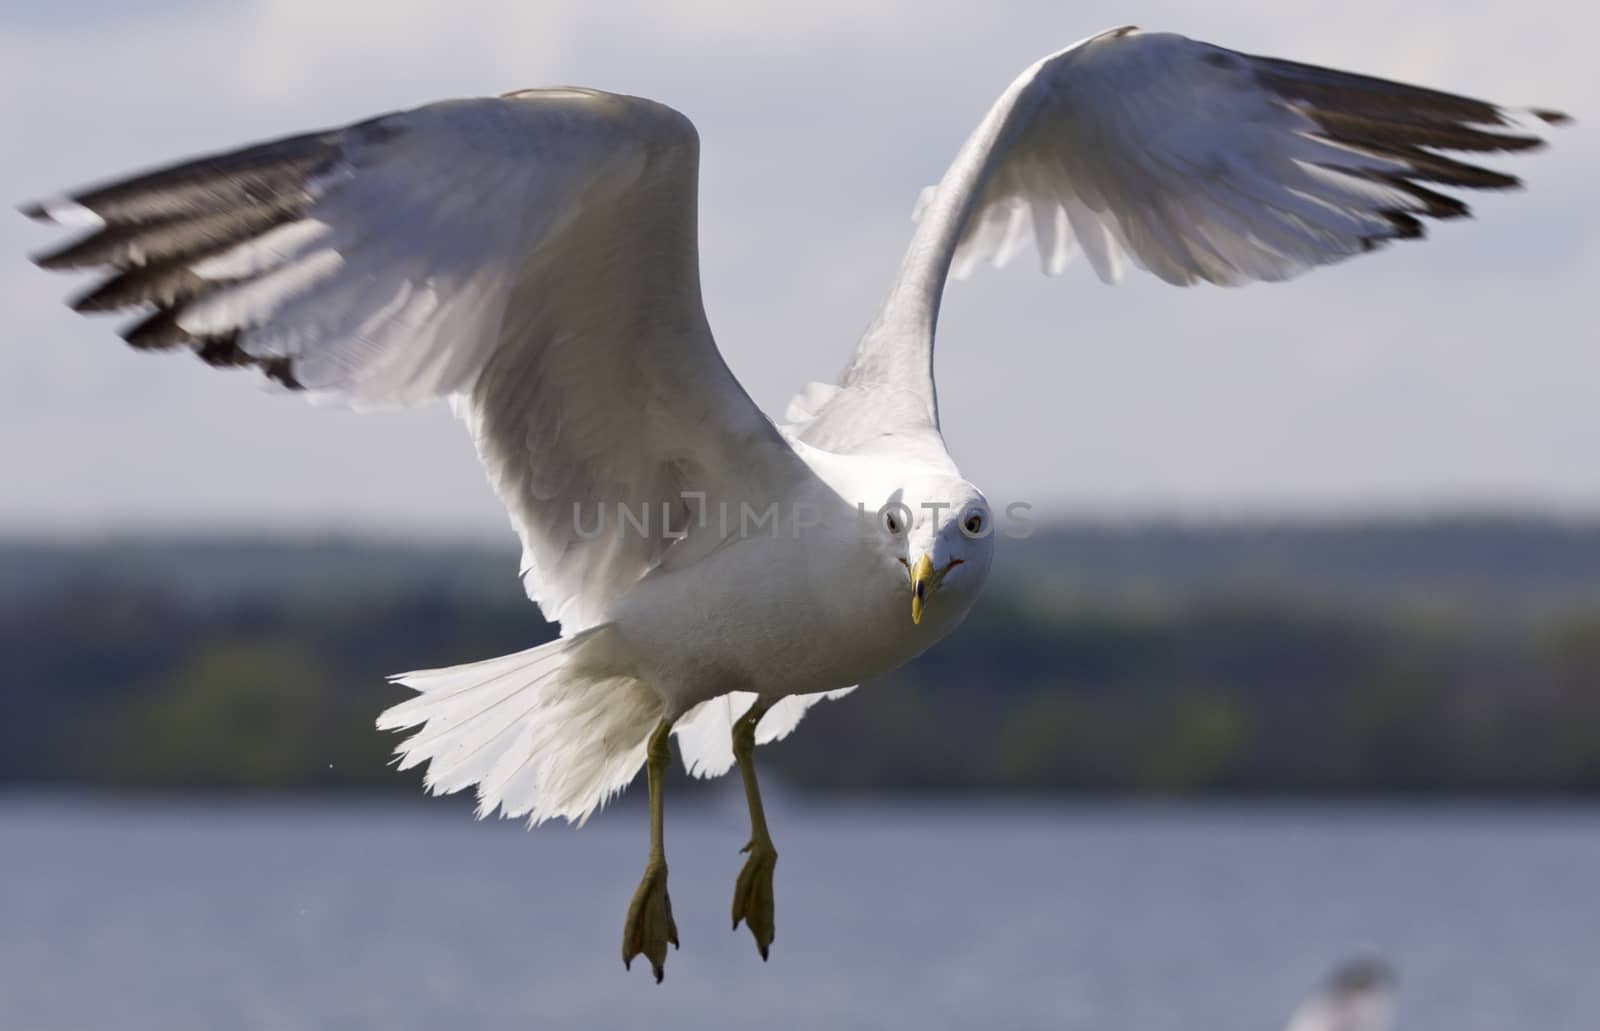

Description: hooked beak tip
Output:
[910,553,934,625]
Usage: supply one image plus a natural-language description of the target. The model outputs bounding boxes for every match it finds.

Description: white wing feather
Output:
[27,90,802,632]
[795,26,1565,454]
[673,688,858,779]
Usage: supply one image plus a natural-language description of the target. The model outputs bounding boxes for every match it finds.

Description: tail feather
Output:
[383,662,560,774]
[378,628,662,825]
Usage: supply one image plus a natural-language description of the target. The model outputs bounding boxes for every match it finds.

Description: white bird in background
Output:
[25,27,1563,981]
[1286,959,1396,1031]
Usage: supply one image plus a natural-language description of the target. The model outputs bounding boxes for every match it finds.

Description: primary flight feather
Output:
[24,26,1564,981]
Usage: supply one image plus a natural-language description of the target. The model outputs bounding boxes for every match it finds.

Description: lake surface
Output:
[4,792,1598,1030]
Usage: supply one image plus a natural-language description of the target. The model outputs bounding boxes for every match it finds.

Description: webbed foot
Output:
[730,839,777,960]
[622,858,678,983]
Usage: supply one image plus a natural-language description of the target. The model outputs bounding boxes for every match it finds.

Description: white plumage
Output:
[25,24,1562,972]
[1285,959,1396,1031]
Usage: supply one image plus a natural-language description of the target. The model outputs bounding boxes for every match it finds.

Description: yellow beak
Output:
[910,553,934,625]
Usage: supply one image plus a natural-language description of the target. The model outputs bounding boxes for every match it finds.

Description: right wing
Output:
[795,27,1567,458]
[25,89,802,631]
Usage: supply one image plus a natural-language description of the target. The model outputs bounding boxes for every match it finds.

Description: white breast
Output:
[603,480,970,713]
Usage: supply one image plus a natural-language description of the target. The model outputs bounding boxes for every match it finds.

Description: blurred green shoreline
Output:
[5,516,1598,796]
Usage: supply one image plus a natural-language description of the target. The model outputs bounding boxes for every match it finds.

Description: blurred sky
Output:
[2,0,1595,538]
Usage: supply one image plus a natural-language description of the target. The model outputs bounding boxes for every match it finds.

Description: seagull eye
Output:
[962,509,986,537]
[881,507,906,536]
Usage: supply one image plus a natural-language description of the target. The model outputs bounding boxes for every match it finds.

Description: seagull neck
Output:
[847,70,1039,408]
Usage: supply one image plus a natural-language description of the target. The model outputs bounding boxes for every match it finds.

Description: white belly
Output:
[603,518,975,714]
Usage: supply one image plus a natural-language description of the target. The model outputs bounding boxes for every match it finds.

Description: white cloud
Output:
[2,0,1595,535]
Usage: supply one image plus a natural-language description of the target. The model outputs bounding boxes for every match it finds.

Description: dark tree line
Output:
[4,521,1597,795]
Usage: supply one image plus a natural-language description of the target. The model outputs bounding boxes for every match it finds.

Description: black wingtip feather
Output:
[28,119,365,395]
[70,263,225,314]
[1242,49,1563,252]
[1308,109,1545,154]
[119,309,192,351]
[119,313,183,351]
[31,202,302,273]
[28,246,62,271]
[1381,211,1426,240]
[118,309,304,389]
[263,358,303,390]
[33,236,102,271]
[68,129,342,224]
[1249,54,1510,128]
[1378,176,1473,220]
[196,334,251,368]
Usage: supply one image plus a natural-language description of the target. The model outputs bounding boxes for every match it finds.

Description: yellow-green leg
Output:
[622,718,678,982]
[730,698,778,960]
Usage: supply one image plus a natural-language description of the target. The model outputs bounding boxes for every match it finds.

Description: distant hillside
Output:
[0,535,524,609]
[1005,517,1600,616]
[8,516,1600,611]
[3,518,1597,796]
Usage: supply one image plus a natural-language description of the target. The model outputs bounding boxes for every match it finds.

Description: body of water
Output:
[4,793,1598,1030]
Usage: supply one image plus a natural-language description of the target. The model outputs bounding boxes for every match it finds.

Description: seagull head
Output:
[875,474,995,628]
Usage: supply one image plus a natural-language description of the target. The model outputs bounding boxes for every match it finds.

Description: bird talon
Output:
[730,840,778,959]
[622,858,677,983]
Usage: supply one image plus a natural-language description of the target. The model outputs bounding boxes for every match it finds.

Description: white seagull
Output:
[1286,959,1396,1031]
[25,27,1563,980]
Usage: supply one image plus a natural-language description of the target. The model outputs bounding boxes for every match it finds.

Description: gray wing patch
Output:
[22,116,406,387]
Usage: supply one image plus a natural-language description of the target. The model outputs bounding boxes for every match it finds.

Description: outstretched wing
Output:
[794,26,1567,455]
[26,89,801,631]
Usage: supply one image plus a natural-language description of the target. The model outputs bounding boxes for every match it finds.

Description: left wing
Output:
[23,90,805,632]
[795,26,1568,456]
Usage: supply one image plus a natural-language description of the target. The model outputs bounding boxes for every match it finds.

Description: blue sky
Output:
[3,0,1595,537]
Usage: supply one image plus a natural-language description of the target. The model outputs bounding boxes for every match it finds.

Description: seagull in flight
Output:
[24,26,1563,981]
